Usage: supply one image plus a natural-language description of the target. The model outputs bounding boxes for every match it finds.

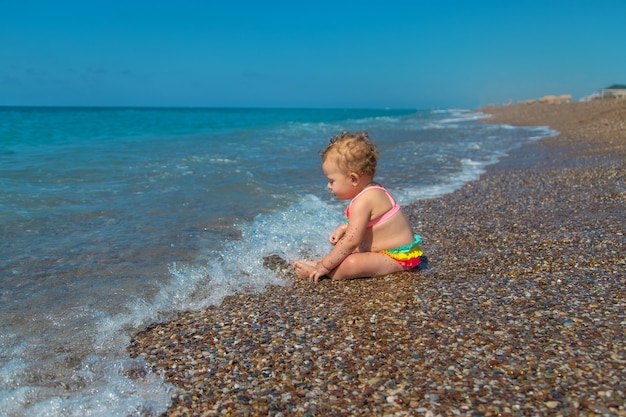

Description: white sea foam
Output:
[392,156,497,204]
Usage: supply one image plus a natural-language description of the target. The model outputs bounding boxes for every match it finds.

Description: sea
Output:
[0,107,555,416]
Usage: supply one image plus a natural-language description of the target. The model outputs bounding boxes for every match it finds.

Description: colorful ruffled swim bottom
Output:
[380,235,423,268]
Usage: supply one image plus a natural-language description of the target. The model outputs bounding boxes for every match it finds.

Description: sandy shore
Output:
[130,100,625,416]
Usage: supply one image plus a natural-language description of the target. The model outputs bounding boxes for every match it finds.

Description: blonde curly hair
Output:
[320,131,378,177]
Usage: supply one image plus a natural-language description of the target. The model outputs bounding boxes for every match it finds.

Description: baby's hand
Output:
[293,260,328,283]
[311,262,331,283]
[328,224,347,245]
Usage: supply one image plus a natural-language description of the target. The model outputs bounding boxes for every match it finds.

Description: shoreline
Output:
[481,100,625,169]
[130,100,625,416]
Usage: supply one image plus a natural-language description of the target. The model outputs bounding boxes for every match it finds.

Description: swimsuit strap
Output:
[345,185,401,228]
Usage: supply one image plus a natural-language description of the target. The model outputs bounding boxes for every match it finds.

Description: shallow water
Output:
[0,107,554,416]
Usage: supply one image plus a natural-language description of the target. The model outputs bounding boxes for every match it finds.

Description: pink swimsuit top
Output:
[345,185,401,228]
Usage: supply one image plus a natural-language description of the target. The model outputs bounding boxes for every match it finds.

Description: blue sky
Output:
[1,0,625,109]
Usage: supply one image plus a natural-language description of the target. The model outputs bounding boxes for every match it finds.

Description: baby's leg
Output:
[292,252,404,281]
[329,252,403,280]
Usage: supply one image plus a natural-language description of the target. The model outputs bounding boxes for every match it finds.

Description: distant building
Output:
[580,85,626,101]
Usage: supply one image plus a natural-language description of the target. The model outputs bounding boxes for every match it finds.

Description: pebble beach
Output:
[129,100,625,416]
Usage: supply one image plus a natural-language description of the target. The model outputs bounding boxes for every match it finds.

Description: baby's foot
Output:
[292,260,317,279]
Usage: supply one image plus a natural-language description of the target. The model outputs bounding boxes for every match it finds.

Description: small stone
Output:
[545,401,559,409]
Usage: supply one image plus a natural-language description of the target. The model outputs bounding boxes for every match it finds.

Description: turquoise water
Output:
[0,107,554,416]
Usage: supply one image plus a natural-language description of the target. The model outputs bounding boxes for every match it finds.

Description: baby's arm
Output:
[309,203,371,281]
[309,223,363,281]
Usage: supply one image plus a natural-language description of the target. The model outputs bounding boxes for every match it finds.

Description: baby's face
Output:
[322,158,355,201]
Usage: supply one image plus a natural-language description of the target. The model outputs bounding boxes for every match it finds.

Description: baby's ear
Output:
[350,173,360,185]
